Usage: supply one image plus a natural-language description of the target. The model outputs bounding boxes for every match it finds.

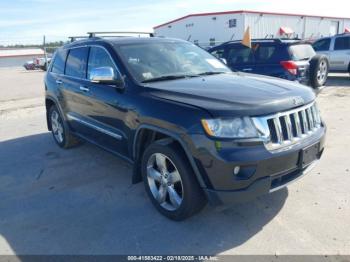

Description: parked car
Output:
[312,33,350,75]
[209,39,329,89]
[23,60,36,70]
[45,36,326,220]
[33,57,52,71]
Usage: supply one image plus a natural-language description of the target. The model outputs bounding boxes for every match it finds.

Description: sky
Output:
[0,0,348,45]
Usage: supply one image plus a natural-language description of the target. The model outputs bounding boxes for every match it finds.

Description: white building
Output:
[154,10,350,47]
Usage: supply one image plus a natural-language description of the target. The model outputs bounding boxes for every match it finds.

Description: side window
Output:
[227,45,254,65]
[254,45,277,63]
[334,37,350,50]
[51,49,67,74]
[210,48,225,59]
[65,47,88,78]
[313,38,331,51]
[87,46,118,79]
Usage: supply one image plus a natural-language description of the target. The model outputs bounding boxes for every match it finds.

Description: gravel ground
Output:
[0,68,349,255]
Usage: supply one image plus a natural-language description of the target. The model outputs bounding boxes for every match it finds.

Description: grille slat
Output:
[301,110,308,133]
[284,115,293,141]
[293,112,302,137]
[273,118,283,144]
[254,103,322,151]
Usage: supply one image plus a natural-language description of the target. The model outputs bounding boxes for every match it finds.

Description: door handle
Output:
[242,68,253,71]
[79,86,90,92]
[56,79,63,84]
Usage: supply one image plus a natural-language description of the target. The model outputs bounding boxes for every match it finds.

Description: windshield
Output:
[116,41,231,83]
[289,44,316,61]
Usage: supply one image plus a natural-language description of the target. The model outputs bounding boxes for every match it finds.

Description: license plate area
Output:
[300,143,320,168]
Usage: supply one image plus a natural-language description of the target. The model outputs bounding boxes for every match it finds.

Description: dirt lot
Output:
[0,68,349,255]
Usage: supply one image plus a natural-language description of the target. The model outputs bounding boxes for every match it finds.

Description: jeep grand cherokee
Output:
[45,35,326,220]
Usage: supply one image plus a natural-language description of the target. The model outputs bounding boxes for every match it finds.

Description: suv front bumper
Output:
[188,126,326,205]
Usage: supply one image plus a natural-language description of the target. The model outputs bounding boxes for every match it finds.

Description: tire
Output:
[141,141,207,220]
[309,55,329,88]
[48,105,80,148]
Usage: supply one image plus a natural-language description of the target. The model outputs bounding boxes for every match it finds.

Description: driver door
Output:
[82,45,130,157]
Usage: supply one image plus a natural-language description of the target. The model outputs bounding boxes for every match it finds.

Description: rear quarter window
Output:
[334,37,350,50]
[253,44,289,63]
[289,44,316,61]
[51,49,67,74]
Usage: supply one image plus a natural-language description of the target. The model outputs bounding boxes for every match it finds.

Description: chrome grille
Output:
[252,102,322,151]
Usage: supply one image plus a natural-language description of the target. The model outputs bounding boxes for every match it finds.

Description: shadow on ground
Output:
[326,74,350,87]
[0,133,288,255]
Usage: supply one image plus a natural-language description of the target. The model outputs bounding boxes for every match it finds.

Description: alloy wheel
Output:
[316,60,327,84]
[146,153,183,211]
[51,110,64,143]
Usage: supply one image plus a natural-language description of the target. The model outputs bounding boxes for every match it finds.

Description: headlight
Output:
[201,117,259,138]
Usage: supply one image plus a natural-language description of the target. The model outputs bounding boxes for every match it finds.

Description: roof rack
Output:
[68,36,90,42]
[87,31,154,38]
[224,37,301,45]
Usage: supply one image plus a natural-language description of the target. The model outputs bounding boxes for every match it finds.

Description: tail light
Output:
[280,61,298,75]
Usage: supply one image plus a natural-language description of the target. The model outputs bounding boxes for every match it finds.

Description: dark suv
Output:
[209,39,329,89]
[45,34,326,220]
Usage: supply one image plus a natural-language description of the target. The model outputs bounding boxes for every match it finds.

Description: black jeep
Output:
[45,33,326,220]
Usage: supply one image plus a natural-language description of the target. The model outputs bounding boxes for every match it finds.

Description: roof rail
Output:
[68,36,89,42]
[87,31,154,38]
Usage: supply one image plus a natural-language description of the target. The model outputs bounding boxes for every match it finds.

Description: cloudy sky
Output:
[0,0,348,44]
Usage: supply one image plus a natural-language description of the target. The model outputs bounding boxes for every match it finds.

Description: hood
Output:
[144,73,316,117]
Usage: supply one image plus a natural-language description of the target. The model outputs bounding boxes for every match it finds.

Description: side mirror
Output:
[89,67,124,88]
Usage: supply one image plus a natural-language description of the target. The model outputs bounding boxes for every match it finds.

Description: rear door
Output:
[330,36,350,72]
[61,46,91,133]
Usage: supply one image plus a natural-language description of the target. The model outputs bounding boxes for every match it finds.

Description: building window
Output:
[229,19,237,28]
[209,38,215,46]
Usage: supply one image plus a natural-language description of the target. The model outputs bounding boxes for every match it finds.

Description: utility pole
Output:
[43,35,48,70]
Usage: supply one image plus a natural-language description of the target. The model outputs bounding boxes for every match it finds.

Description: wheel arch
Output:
[45,95,65,131]
[132,124,207,188]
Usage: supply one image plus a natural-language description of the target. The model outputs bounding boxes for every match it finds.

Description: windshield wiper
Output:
[141,74,195,83]
[196,71,227,76]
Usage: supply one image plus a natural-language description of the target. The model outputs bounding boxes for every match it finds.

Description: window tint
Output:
[313,38,331,51]
[87,46,117,79]
[334,37,350,50]
[227,45,254,65]
[65,47,88,78]
[254,45,276,63]
[51,49,67,74]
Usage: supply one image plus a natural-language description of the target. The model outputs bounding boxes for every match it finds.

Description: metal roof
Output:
[153,10,350,29]
[0,48,44,58]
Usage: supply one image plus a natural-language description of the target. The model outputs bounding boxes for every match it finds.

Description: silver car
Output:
[313,33,350,73]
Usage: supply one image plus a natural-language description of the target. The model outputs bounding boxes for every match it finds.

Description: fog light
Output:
[233,166,240,175]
